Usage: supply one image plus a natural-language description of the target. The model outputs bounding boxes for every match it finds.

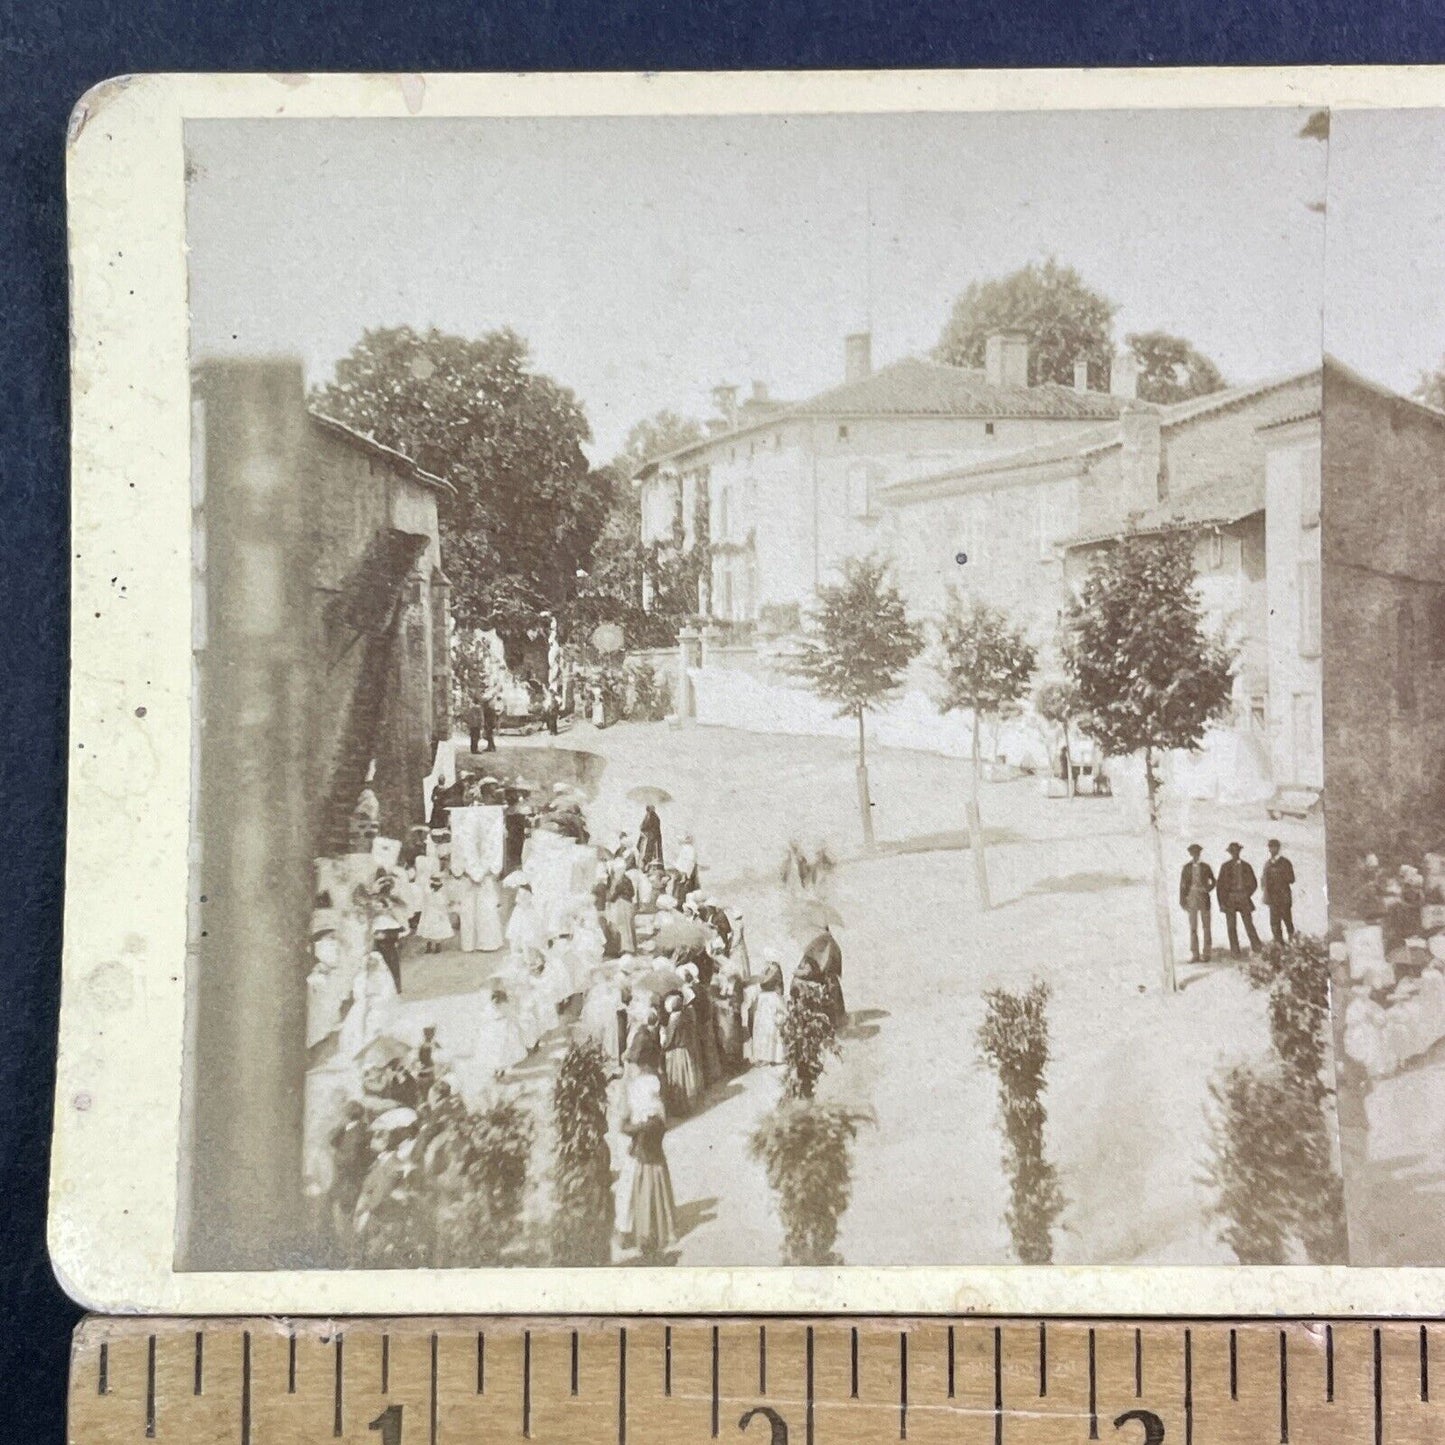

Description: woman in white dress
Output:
[472,984,529,1079]
[579,966,624,1065]
[749,946,786,1065]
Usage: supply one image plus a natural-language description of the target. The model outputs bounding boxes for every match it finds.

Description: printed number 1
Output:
[370,1404,404,1445]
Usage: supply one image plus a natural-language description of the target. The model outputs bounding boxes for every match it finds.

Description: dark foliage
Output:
[977,984,1066,1263]
[749,1101,865,1266]
[550,1039,614,1266]
[781,987,841,1101]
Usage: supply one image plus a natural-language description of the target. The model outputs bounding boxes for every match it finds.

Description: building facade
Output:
[1322,358,1445,894]
[183,358,453,1269]
[636,331,1126,631]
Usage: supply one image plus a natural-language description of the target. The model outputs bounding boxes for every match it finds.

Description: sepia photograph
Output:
[177,103,1344,1274]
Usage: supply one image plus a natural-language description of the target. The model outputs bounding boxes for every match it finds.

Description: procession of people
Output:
[312,759,846,1264]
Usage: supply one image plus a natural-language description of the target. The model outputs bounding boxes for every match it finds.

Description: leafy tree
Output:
[617,410,705,479]
[1125,330,1227,405]
[934,258,1117,389]
[749,1101,865,1265]
[313,325,611,640]
[936,593,1037,908]
[550,1039,614,1265]
[791,557,923,850]
[1065,530,1234,992]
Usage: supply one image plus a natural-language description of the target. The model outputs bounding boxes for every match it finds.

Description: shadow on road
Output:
[865,826,1026,860]
[841,1007,890,1041]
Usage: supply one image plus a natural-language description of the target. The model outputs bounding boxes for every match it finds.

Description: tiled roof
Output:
[1064,500,1265,551]
[798,357,1126,421]
[636,355,1126,476]
[308,410,457,497]
[1157,369,1320,427]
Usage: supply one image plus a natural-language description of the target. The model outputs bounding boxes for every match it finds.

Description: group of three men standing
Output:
[1179,838,1296,962]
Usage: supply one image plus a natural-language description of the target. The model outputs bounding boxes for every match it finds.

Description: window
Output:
[1208,531,1224,570]
[984,421,995,437]
[1300,447,1321,528]
[1298,558,1321,657]
[1249,695,1267,732]
[837,424,850,442]
[717,486,730,541]
[1157,451,1170,502]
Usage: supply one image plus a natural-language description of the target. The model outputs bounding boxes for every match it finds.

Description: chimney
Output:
[1074,357,1091,393]
[844,332,872,384]
[1120,405,1163,510]
[1110,350,1139,401]
[712,383,740,428]
[984,331,1030,389]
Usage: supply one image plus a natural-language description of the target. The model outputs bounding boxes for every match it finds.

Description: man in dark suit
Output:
[1179,843,1215,963]
[1218,841,1264,959]
[1261,837,1296,943]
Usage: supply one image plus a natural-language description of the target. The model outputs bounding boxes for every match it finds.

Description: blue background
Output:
[5,5,1445,1441]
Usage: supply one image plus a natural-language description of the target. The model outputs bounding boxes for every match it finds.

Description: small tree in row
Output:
[790,557,923,852]
[937,592,1038,909]
[1066,530,1234,993]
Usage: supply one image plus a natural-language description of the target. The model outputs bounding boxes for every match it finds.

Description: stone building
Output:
[1322,358,1445,894]
[182,358,453,1268]
[635,331,1126,631]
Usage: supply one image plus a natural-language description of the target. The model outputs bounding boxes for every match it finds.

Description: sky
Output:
[186,109,1329,461]
[1326,110,1445,396]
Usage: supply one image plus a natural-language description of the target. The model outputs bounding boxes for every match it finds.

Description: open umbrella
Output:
[627,785,673,806]
[798,898,845,930]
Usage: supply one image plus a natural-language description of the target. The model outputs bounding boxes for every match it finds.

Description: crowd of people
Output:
[314,768,849,1264]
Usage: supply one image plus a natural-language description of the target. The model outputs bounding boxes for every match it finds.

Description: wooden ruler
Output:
[67,1317,1441,1445]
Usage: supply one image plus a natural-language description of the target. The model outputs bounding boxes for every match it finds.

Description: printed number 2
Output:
[738,1405,789,1445]
[370,1404,404,1445]
[1113,1408,1166,1445]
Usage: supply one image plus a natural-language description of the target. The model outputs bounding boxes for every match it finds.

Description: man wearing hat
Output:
[1178,844,1215,963]
[1217,841,1264,959]
[1261,838,1296,943]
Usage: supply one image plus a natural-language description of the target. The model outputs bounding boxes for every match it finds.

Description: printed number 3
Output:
[369,1403,404,1445]
[1113,1408,1166,1444]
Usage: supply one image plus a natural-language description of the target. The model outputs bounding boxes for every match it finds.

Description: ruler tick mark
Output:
[712,1325,721,1438]
[145,1334,156,1438]
[431,1331,440,1445]
[664,1325,672,1396]
[382,1333,390,1395]
[572,1330,580,1397]
[850,1326,859,1399]
[993,1326,1003,1445]
[241,1332,252,1445]
[1229,1328,1237,1401]
[1278,1330,1289,1445]
[194,1330,204,1396]
[1039,1323,1048,1397]
[477,1332,485,1395]
[1374,1328,1384,1445]
[1134,1327,1143,1398]
[806,1327,815,1445]
[899,1331,908,1441]
[1088,1328,1098,1440]
[947,1324,955,1399]
[618,1328,627,1445]
[334,1333,344,1437]
[1423,1324,1431,1403]
[97,1341,108,1396]
[1325,1324,1334,1403]
[759,1325,767,1395]
[1184,1329,1193,1445]
[523,1330,532,1439]
[288,1330,297,1394]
